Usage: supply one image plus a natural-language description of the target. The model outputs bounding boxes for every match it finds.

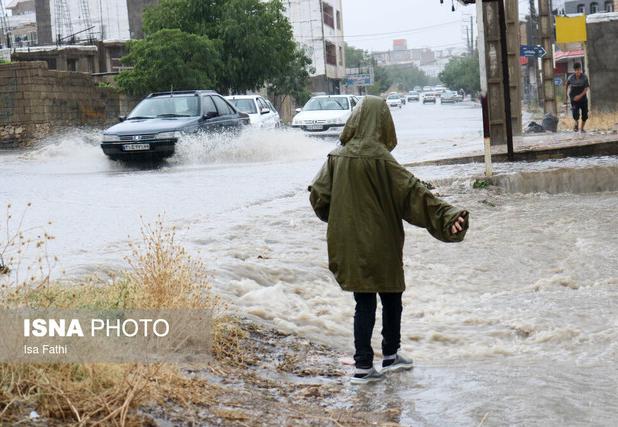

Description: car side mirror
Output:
[203,111,218,120]
[260,107,270,115]
[118,115,126,122]
[295,108,302,113]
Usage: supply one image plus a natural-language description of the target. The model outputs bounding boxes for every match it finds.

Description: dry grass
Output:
[0,213,244,425]
[559,110,618,132]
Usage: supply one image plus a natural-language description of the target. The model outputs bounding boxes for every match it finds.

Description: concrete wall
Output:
[34,0,53,45]
[126,0,160,39]
[0,61,136,148]
[586,16,618,111]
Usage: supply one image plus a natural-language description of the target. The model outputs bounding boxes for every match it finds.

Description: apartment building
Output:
[282,0,346,94]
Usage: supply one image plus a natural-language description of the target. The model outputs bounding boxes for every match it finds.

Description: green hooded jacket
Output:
[309,95,469,293]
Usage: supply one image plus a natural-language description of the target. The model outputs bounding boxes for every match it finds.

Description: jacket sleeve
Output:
[308,158,332,222]
[390,163,469,242]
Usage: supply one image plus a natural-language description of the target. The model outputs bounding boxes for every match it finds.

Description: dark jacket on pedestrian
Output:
[309,95,469,293]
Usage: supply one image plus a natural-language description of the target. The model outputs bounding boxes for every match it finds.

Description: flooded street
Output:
[2,101,617,425]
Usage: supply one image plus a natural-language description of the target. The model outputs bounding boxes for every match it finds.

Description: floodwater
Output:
[1,100,617,426]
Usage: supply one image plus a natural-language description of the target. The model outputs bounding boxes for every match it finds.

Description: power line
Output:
[293,20,461,41]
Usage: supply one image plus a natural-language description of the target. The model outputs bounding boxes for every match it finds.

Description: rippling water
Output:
[1,101,617,425]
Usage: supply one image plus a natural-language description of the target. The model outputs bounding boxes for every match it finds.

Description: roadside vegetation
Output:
[559,111,618,132]
[117,0,312,101]
[0,208,244,424]
[439,55,481,95]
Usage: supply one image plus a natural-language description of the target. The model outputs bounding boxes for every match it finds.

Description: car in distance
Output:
[292,95,359,134]
[441,90,457,104]
[413,86,422,92]
[422,92,437,104]
[225,95,281,129]
[407,91,420,102]
[386,93,403,108]
[101,90,249,160]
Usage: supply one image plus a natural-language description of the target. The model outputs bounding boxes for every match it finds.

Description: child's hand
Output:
[450,216,466,234]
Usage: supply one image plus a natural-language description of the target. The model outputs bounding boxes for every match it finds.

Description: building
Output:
[34,0,159,45]
[2,0,38,47]
[564,0,616,14]
[282,0,346,94]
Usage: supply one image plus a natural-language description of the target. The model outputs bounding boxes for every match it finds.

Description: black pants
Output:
[572,99,589,122]
[353,292,403,369]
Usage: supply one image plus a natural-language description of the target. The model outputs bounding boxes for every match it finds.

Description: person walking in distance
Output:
[566,62,590,133]
[308,96,469,384]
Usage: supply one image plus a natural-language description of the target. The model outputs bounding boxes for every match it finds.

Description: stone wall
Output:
[587,15,618,112]
[0,61,136,148]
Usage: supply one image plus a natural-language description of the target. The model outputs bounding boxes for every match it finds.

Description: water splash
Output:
[173,127,334,165]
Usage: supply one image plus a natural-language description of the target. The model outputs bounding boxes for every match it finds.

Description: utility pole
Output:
[539,0,557,115]
[478,0,520,159]
[505,0,522,136]
[527,0,540,108]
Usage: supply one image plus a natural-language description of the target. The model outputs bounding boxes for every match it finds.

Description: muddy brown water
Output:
[1,102,617,425]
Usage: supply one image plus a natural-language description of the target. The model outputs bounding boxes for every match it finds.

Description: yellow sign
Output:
[556,16,587,43]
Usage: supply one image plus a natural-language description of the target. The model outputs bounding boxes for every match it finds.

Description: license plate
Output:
[123,143,150,151]
[306,125,324,130]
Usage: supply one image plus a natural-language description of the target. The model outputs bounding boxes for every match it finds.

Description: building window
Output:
[322,2,334,29]
[325,41,337,66]
[605,1,614,11]
[577,4,585,13]
[338,46,343,65]
[590,2,598,13]
[336,10,341,30]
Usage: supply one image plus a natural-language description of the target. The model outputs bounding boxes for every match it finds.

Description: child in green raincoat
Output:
[309,95,468,384]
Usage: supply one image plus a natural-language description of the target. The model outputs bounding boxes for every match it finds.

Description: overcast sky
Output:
[342,0,479,52]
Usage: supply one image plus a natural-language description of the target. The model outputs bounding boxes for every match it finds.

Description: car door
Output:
[201,95,228,132]
[211,95,240,131]
[265,99,280,127]
[257,97,274,128]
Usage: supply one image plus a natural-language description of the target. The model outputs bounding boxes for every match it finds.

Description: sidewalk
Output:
[404,131,618,167]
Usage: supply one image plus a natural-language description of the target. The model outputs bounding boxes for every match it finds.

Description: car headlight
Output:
[156,131,181,139]
[102,134,120,142]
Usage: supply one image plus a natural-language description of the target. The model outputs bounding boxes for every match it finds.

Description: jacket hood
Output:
[339,95,397,152]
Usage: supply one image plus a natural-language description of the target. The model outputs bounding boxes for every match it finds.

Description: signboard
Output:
[556,15,587,43]
[554,77,563,86]
[344,74,374,87]
[520,45,547,58]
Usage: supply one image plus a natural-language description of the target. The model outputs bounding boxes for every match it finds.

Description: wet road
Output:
[2,100,617,426]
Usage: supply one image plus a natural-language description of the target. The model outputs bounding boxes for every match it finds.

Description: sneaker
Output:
[573,124,579,132]
[580,129,586,133]
[381,354,414,373]
[350,367,384,385]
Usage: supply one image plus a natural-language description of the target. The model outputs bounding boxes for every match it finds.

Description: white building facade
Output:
[282,0,345,94]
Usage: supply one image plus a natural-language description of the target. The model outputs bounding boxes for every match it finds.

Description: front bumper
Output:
[100,139,177,158]
[291,124,345,133]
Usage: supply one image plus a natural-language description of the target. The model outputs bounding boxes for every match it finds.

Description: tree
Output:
[438,55,481,94]
[116,29,221,96]
[140,0,311,95]
[385,64,433,91]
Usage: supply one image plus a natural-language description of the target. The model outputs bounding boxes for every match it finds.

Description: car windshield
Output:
[128,96,200,119]
[229,99,257,114]
[387,95,399,100]
[303,97,349,111]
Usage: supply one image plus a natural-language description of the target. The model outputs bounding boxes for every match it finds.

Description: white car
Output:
[225,95,281,129]
[386,94,402,108]
[292,95,359,134]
